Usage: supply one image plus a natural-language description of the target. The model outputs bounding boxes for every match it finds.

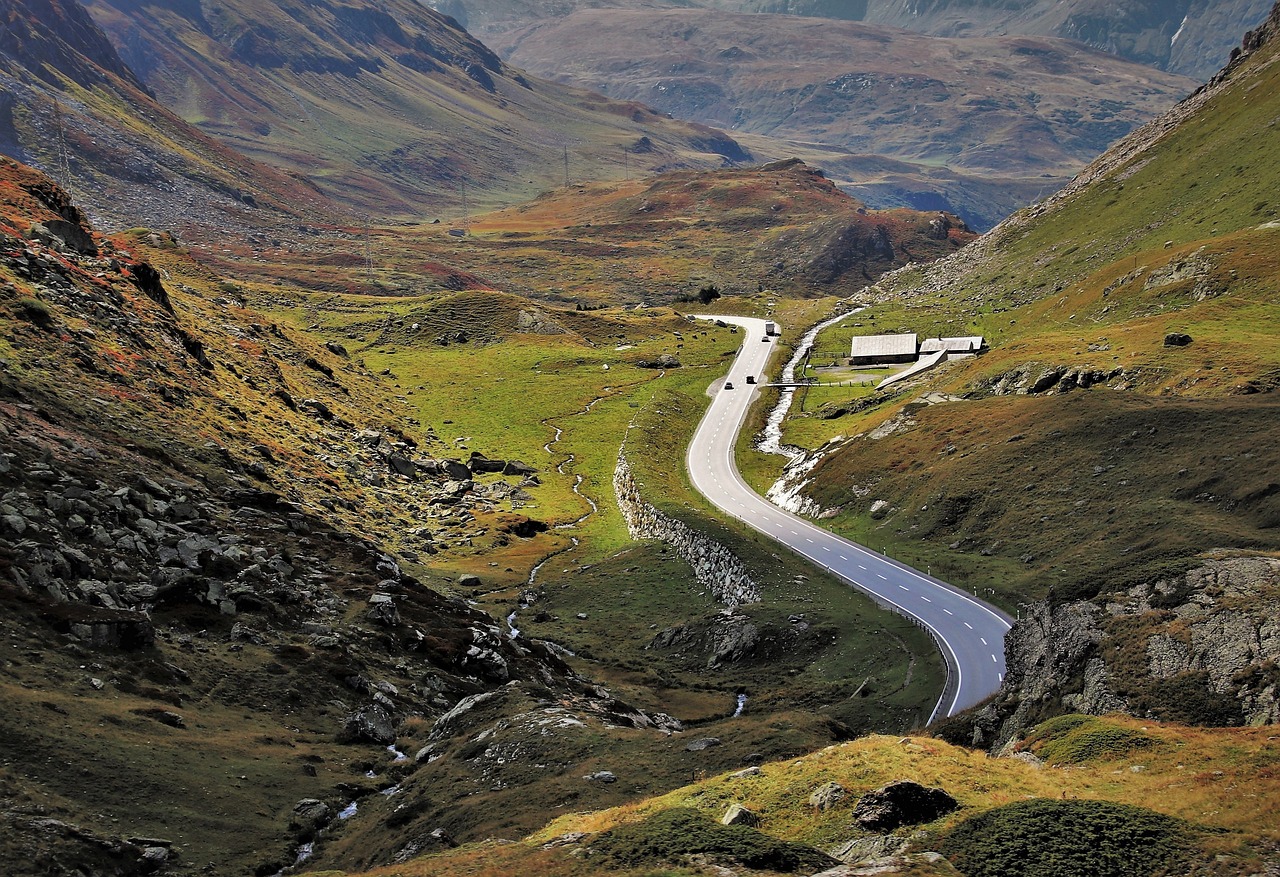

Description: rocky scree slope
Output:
[766,2,1280,742]
[0,158,676,875]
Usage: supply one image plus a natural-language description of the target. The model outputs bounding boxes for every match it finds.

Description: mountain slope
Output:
[80,0,750,220]
[443,0,1273,82]
[1,154,749,875]
[492,9,1193,180]
[299,714,1280,877]
[757,1,1280,741]
[0,0,337,236]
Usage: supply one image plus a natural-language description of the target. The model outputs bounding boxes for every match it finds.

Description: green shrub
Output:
[1129,672,1243,727]
[1023,715,1156,765]
[590,808,834,873]
[942,799,1195,877]
[1043,725,1154,764]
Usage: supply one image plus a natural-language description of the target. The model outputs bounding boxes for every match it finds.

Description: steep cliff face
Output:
[943,554,1280,749]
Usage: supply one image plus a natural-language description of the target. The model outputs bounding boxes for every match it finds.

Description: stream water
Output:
[507,396,606,639]
[759,308,863,458]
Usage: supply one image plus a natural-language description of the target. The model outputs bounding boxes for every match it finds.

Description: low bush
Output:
[942,799,1195,877]
[1128,671,1243,727]
[1023,715,1156,765]
[590,808,834,873]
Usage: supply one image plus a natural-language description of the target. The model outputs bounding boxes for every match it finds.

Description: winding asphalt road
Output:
[686,315,1012,721]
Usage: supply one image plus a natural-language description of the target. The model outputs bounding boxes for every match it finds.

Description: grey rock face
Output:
[831,833,908,864]
[851,780,957,830]
[338,703,397,745]
[969,554,1280,749]
[290,798,332,834]
[809,781,846,811]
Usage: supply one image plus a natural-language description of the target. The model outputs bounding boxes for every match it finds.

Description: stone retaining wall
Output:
[613,450,759,607]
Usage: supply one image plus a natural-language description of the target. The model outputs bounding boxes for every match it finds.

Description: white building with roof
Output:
[919,336,985,355]
[850,333,918,365]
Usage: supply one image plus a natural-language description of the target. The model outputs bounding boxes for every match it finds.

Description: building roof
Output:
[919,336,984,354]
[850,333,918,359]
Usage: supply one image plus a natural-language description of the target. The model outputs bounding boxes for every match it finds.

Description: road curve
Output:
[686,315,1012,721]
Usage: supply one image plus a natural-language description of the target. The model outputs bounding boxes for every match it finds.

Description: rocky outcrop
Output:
[721,803,760,827]
[634,353,681,369]
[808,781,846,811]
[851,780,958,830]
[973,362,1126,396]
[614,450,759,607]
[952,553,1280,750]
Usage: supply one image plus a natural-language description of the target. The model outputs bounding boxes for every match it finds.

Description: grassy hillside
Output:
[715,4,1280,748]
[302,714,1280,876]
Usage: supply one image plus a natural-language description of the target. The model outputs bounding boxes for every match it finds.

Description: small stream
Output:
[733,693,747,717]
[758,309,863,458]
[507,396,608,638]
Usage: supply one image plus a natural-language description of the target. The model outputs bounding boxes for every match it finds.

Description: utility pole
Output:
[362,213,374,287]
[461,176,469,230]
[563,145,569,188]
[52,98,73,198]
[622,145,629,178]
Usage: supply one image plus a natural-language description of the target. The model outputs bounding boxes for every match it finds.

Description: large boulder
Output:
[29,218,97,255]
[809,781,846,811]
[337,703,396,745]
[441,459,472,480]
[851,780,958,830]
[721,803,760,827]
[468,452,506,474]
[289,799,332,835]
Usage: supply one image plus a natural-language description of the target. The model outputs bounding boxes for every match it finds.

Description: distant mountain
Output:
[486,8,1193,226]
[442,0,1273,82]
[0,0,333,235]
[79,0,752,220]
[790,0,1274,82]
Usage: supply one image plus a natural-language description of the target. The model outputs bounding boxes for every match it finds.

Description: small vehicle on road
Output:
[724,382,735,390]
[745,375,756,384]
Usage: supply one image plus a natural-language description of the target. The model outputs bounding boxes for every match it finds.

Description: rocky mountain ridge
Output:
[481,6,1195,228]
